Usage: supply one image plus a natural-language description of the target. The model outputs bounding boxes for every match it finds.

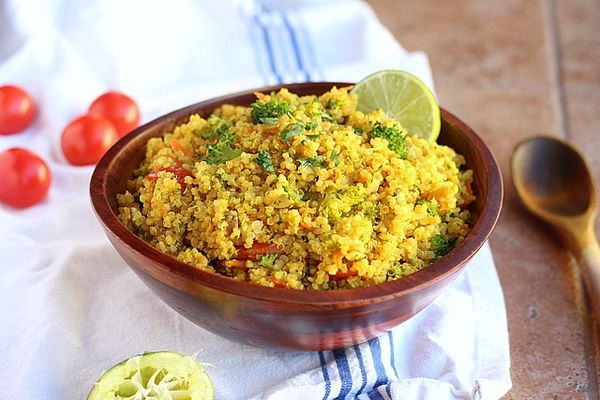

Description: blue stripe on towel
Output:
[368,338,389,393]
[367,389,386,400]
[292,10,322,81]
[333,348,353,399]
[253,12,283,84]
[319,351,332,400]
[387,331,399,378]
[353,345,368,396]
[280,12,311,82]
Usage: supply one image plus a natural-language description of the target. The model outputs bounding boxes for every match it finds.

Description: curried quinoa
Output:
[117,87,474,290]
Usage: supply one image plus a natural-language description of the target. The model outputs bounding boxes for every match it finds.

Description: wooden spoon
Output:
[511,136,600,324]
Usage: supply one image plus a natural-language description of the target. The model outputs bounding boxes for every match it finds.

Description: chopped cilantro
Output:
[353,127,364,135]
[370,122,408,159]
[430,235,456,257]
[306,134,321,140]
[330,148,340,166]
[205,142,241,165]
[251,98,293,124]
[282,185,305,206]
[279,122,304,145]
[320,111,335,122]
[305,121,318,130]
[297,155,326,168]
[204,128,241,165]
[255,150,276,173]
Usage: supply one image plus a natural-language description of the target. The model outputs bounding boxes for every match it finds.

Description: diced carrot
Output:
[333,248,344,268]
[236,243,283,261]
[299,209,313,230]
[147,167,193,189]
[458,180,473,209]
[170,138,192,158]
[224,259,247,269]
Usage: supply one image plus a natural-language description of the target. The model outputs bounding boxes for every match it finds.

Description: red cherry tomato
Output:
[61,115,118,166]
[0,85,37,135]
[88,91,140,137]
[147,166,194,189]
[0,148,51,208]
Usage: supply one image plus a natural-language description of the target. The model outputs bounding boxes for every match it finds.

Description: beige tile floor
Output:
[366,0,600,398]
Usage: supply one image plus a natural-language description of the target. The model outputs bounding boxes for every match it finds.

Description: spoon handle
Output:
[580,237,600,327]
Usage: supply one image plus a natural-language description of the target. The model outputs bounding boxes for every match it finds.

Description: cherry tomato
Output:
[147,167,194,189]
[61,115,118,166]
[0,148,51,208]
[88,91,140,137]
[0,85,37,135]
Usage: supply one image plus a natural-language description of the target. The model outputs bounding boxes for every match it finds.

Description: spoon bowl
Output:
[512,137,595,219]
[512,136,600,328]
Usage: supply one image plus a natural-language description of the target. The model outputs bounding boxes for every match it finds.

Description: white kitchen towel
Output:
[0,0,512,399]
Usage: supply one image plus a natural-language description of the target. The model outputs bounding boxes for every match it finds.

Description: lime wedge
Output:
[87,351,213,400]
[351,70,441,141]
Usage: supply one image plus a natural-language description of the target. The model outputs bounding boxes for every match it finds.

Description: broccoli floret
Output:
[370,121,408,159]
[279,122,304,144]
[257,254,278,268]
[430,235,456,257]
[417,199,439,216]
[251,98,293,124]
[387,261,420,279]
[255,150,276,173]
[318,186,366,223]
[200,116,230,141]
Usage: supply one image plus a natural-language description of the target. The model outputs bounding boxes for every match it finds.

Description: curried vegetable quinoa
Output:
[117,87,475,290]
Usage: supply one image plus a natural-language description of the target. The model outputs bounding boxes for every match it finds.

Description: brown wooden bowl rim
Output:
[90,82,504,306]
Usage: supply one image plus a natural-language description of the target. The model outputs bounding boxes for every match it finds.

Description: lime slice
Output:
[351,70,441,141]
[87,351,213,400]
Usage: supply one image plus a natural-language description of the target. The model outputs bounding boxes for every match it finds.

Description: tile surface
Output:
[366,0,600,398]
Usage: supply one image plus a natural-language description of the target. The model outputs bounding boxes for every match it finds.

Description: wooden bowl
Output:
[90,82,503,351]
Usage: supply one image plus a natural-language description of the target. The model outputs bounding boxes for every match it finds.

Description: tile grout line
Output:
[544,1,600,399]
[542,0,570,139]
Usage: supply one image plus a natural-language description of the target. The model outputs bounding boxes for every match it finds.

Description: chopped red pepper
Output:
[235,243,283,261]
[270,277,287,288]
[329,269,358,280]
[147,167,193,189]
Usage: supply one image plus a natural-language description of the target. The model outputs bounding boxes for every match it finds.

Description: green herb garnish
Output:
[204,129,241,165]
[257,254,278,268]
[297,155,326,168]
[430,235,456,257]
[370,121,408,159]
[279,122,304,145]
[330,148,340,166]
[251,98,293,124]
[201,116,230,141]
[255,150,276,173]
